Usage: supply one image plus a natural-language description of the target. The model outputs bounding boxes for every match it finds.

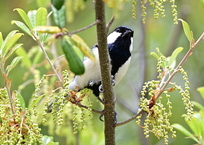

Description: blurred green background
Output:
[0,0,204,145]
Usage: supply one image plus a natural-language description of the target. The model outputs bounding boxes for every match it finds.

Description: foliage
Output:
[0,31,42,144]
[1,4,95,145]
[134,18,204,145]
[172,87,204,144]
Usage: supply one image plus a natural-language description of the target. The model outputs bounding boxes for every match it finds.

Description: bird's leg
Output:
[88,79,101,86]
[96,95,104,104]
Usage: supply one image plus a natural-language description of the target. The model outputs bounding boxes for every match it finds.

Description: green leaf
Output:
[71,34,95,61]
[179,19,193,42]
[15,91,26,109]
[172,123,199,143]
[28,10,37,28]
[51,0,65,10]
[33,49,43,65]
[11,20,32,37]
[14,8,33,28]
[150,52,159,59]
[51,5,66,28]
[33,26,61,34]
[156,47,165,57]
[61,38,85,75]
[192,101,204,111]
[28,95,44,111]
[168,47,183,67]
[5,43,23,60]
[197,87,204,100]
[187,116,202,137]
[15,47,32,68]
[6,56,23,74]
[36,7,48,26]
[2,31,23,57]
[1,30,18,49]
[42,135,59,145]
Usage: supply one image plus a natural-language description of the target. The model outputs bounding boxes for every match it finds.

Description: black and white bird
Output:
[68,26,134,101]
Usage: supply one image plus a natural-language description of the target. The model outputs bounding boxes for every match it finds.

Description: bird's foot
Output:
[111,75,116,86]
[88,79,101,87]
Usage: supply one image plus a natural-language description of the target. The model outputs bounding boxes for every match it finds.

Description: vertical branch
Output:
[94,0,116,145]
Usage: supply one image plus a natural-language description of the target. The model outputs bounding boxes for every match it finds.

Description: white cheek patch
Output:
[107,31,121,44]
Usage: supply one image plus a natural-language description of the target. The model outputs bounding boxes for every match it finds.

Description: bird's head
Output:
[107,26,134,44]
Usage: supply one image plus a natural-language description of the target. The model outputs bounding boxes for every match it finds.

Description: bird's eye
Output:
[116,29,120,32]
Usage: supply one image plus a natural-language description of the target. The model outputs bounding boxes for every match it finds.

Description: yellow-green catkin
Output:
[132,0,178,24]
[132,0,137,19]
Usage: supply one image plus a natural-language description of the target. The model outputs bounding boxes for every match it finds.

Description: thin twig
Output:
[75,102,103,114]
[0,66,15,115]
[18,79,34,92]
[6,84,15,115]
[106,15,115,32]
[115,110,145,127]
[33,35,63,85]
[67,20,100,35]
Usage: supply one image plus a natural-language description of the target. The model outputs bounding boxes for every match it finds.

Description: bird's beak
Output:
[122,30,133,37]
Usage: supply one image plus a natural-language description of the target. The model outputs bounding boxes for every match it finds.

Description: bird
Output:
[68,26,134,102]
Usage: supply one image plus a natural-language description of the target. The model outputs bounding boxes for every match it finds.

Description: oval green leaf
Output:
[168,47,183,67]
[28,10,37,28]
[51,5,66,28]
[192,101,204,111]
[61,38,85,75]
[36,7,48,26]
[187,116,202,137]
[71,34,96,62]
[2,33,24,57]
[28,95,44,111]
[11,20,32,37]
[14,8,33,28]
[172,123,199,143]
[6,56,23,74]
[179,19,193,42]
[5,43,23,60]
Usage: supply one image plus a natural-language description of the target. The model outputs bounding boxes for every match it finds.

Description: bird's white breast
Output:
[68,47,101,90]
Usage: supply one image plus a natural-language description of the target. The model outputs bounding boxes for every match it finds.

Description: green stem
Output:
[35,37,63,85]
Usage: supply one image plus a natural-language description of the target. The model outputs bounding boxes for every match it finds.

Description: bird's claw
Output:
[88,80,95,86]
[88,79,101,87]
[99,85,104,92]
[111,75,116,86]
